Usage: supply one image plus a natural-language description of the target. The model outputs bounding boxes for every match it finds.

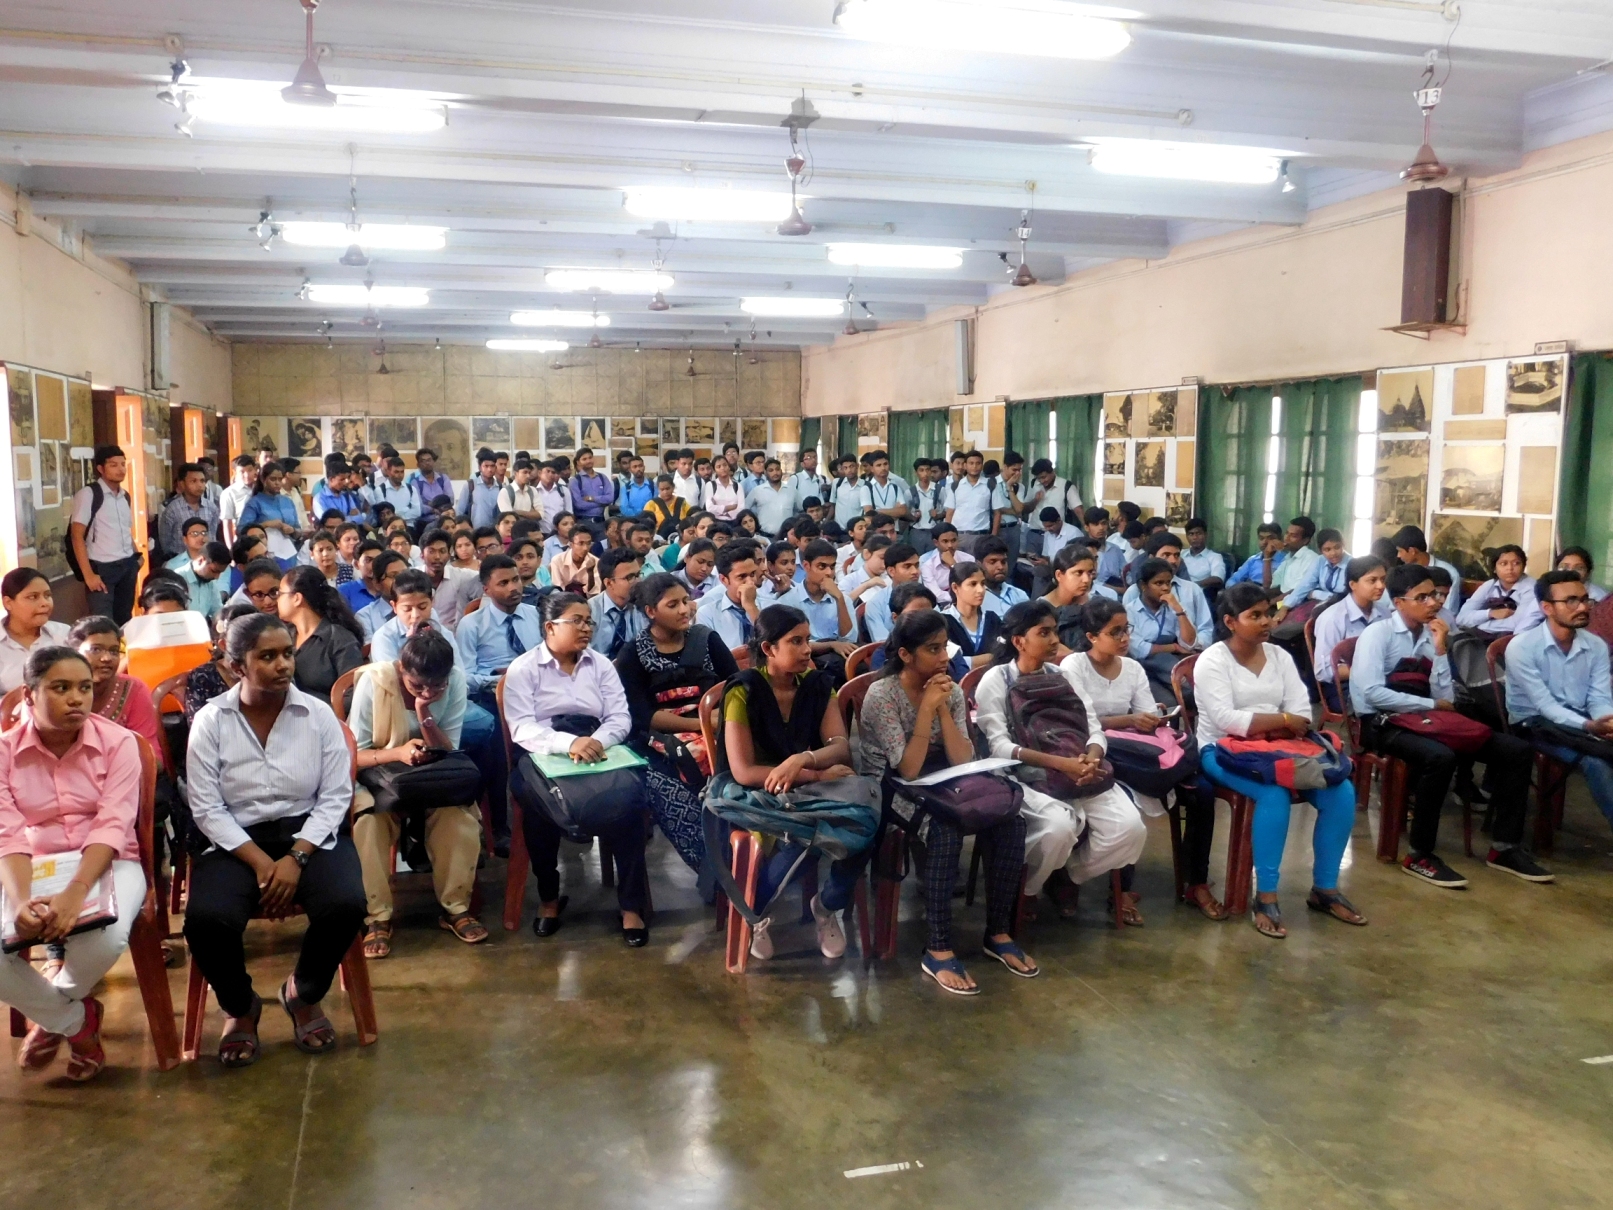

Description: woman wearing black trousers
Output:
[183,612,366,1067]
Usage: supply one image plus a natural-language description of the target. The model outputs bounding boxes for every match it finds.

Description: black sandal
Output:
[218,993,263,1068]
[1306,888,1368,926]
[278,977,337,1055]
[1251,898,1286,939]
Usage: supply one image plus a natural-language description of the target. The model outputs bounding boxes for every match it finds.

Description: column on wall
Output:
[1559,352,1613,588]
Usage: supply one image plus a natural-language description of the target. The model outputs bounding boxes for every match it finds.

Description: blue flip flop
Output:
[920,952,981,996]
[981,935,1040,978]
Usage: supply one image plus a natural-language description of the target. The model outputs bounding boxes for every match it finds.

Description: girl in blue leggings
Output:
[1193,583,1365,938]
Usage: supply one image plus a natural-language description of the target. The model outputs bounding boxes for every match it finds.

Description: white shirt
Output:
[788,469,829,504]
[672,472,703,509]
[497,484,541,516]
[975,660,1108,763]
[831,479,868,529]
[1059,652,1155,720]
[69,478,136,562]
[701,478,745,521]
[218,481,252,536]
[1192,641,1310,749]
[185,683,354,852]
[910,481,943,531]
[746,481,797,536]
[1023,475,1079,525]
[863,474,909,518]
[944,475,1002,533]
[0,619,71,694]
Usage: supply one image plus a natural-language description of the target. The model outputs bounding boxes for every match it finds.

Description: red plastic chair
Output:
[843,642,879,681]
[1486,634,1570,855]
[181,724,377,1060]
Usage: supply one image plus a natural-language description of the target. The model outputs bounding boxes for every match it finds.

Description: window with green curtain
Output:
[836,416,858,463]
[888,408,949,478]
[1272,376,1363,534]
[1005,400,1052,467]
[1199,385,1271,563]
[1055,394,1103,507]
[1559,352,1613,588]
[799,416,821,464]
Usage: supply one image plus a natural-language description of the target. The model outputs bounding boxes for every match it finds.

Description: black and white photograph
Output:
[330,417,367,459]
[1431,512,1524,581]
[545,417,577,452]
[421,417,471,479]
[743,418,769,448]
[1505,358,1564,414]
[1104,392,1132,438]
[1377,369,1433,433]
[578,417,608,449]
[288,417,323,459]
[1165,490,1192,527]
[1438,443,1505,512]
[1134,439,1166,488]
[660,417,681,443]
[1146,390,1178,438]
[370,416,419,452]
[8,366,34,446]
[1375,438,1429,537]
[473,416,513,448]
[1103,440,1127,476]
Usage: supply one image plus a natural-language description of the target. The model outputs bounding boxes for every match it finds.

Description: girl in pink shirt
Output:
[0,645,144,1081]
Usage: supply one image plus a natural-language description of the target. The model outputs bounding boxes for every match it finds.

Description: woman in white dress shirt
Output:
[700,456,744,521]
[974,600,1146,922]
[503,592,650,946]
[1,569,71,695]
[1193,584,1363,939]
[1062,598,1226,920]
[183,612,367,1067]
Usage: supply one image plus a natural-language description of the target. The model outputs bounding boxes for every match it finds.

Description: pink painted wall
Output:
[804,129,1613,413]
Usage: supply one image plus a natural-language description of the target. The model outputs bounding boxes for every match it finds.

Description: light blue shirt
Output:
[239,491,300,532]
[371,613,464,672]
[1282,553,1350,609]
[1097,537,1141,586]
[1311,595,1390,683]
[696,590,754,649]
[350,664,468,750]
[986,584,1028,613]
[355,597,394,641]
[1350,611,1452,716]
[588,590,648,657]
[1430,557,1465,614]
[1226,549,1289,587]
[1121,577,1211,657]
[1505,622,1613,730]
[776,585,852,642]
[861,585,895,643]
[454,600,543,693]
[459,476,504,529]
[1121,583,1204,661]
[1181,547,1228,585]
[367,479,420,523]
[862,474,910,518]
[175,562,226,621]
[1456,576,1541,634]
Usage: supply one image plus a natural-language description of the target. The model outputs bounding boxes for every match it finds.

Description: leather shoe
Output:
[533,894,568,938]
[621,913,649,947]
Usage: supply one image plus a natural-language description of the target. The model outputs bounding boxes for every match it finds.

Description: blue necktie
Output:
[606,607,628,658]
[733,603,753,644]
[505,614,526,657]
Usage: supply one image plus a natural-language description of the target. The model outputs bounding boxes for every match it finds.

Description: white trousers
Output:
[1016,782,1147,894]
[0,859,145,1037]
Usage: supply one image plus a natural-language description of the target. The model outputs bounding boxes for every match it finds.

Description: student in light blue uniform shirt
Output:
[858,540,921,643]
[1280,528,1350,610]
[974,535,1027,615]
[453,555,543,697]
[1226,522,1289,588]
[1123,555,1206,702]
[1181,518,1228,594]
[588,549,649,658]
[1310,555,1390,713]
[695,544,763,649]
[1390,524,1465,616]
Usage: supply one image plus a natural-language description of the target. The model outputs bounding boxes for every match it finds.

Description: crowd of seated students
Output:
[7,436,1613,1080]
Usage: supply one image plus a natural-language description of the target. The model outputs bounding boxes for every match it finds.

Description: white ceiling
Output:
[2,0,1609,348]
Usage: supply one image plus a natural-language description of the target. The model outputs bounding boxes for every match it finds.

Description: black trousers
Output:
[516,799,649,917]
[88,553,143,625]
[183,821,367,1019]
[1179,779,1219,886]
[1365,720,1530,855]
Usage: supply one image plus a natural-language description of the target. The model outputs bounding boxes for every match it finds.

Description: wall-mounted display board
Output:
[2,363,98,579]
[1096,384,1197,527]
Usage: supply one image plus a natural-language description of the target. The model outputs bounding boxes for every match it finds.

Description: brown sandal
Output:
[1186,883,1229,921]
[439,912,489,945]
[278,977,337,1055]
[362,921,393,959]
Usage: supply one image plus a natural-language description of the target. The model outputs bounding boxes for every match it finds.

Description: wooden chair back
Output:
[493,671,516,768]
[461,596,482,617]
[844,642,879,680]
[0,686,24,732]
[150,672,190,778]
[837,671,878,733]
[329,666,363,723]
[730,645,752,670]
[1332,636,1363,748]
[1486,634,1513,734]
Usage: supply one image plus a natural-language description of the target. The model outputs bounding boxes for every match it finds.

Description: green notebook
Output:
[530,745,647,780]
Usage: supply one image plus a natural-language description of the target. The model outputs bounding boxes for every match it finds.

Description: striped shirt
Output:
[185,683,353,852]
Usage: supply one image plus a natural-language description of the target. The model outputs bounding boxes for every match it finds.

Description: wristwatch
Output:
[289,848,312,869]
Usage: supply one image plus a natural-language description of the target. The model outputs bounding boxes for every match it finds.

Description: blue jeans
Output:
[1533,740,1613,832]
[755,843,868,914]
[1199,746,1358,894]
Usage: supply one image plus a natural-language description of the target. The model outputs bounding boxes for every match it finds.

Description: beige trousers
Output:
[353,806,482,924]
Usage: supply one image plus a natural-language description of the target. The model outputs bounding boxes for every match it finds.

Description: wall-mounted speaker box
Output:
[1402,187,1453,326]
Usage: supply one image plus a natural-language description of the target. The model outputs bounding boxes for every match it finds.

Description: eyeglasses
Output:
[551,616,594,630]
[1550,595,1591,606]
[247,589,279,602]
[1103,625,1133,638]
[1405,592,1439,604]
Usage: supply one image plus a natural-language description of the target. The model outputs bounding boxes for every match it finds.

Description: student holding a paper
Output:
[858,610,1035,994]
[0,644,145,1082]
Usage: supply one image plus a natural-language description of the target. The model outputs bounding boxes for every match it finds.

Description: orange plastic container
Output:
[122,612,214,696]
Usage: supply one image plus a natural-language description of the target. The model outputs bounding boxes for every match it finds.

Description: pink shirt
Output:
[0,713,141,862]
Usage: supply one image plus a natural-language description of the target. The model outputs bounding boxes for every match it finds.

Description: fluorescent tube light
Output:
[487,339,570,352]
[833,0,1133,60]
[281,222,447,251]
[305,284,429,307]
[741,297,847,318]
[623,187,796,224]
[545,269,675,293]
[185,79,447,133]
[511,310,611,328]
[1086,138,1285,185]
[827,243,964,269]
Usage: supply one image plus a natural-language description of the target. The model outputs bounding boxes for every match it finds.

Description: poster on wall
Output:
[1103,392,1131,438]
[240,416,287,458]
[68,380,93,447]
[1145,391,1177,438]
[35,375,66,441]
[744,418,771,449]
[1134,441,1166,488]
[288,417,323,459]
[1375,438,1429,538]
[1430,513,1523,581]
[328,417,366,459]
[1165,492,1192,527]
[1103,441,1126,476]
[578,417,608,449]
[1504,359,1563,414]
[1452,365,1487,416]
[684,418,715,446]
[370,417,419,452]
[472,416,512,448]
[421,417,471,480]
[9,368,34,445]
[512,418,544,454]
[611,418,636,441]
[546,417,577,452]
[720,418,738,447]
[1377,370,1432,433]
[1437,444,1505,512]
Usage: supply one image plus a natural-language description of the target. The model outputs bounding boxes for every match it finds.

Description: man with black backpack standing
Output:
[69,444,142,624]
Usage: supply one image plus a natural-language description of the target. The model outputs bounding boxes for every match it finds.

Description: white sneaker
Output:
[749,917,774,961]
[811,894,846,959]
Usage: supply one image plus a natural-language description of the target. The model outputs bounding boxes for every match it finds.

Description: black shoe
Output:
[533,894,569,937]
[1402,852,1468,888]
[621,917,649,948]
[494,838,511,860]
[1487,847,1554,883]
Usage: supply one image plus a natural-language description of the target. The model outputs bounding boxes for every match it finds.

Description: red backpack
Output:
[1005,669,1115,799]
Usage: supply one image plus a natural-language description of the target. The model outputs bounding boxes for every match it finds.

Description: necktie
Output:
[734,604,753,643]
[606,607,628,658]
[505,614,527,657]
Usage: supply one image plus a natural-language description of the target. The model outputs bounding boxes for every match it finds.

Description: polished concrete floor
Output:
[5,783,1613,1210]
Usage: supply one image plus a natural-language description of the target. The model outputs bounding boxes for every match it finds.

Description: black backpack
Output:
[64,483,104,581]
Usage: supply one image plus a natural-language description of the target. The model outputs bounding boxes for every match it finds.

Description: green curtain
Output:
[1560,353,1613,588]
[1273,376,1363,532]
[1005,400,1052,467]
[1199,385,1272,563]
[889,408,949,478]
[836,416,858,463]
[1056,394,1103,507]
[799,416,821,465]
